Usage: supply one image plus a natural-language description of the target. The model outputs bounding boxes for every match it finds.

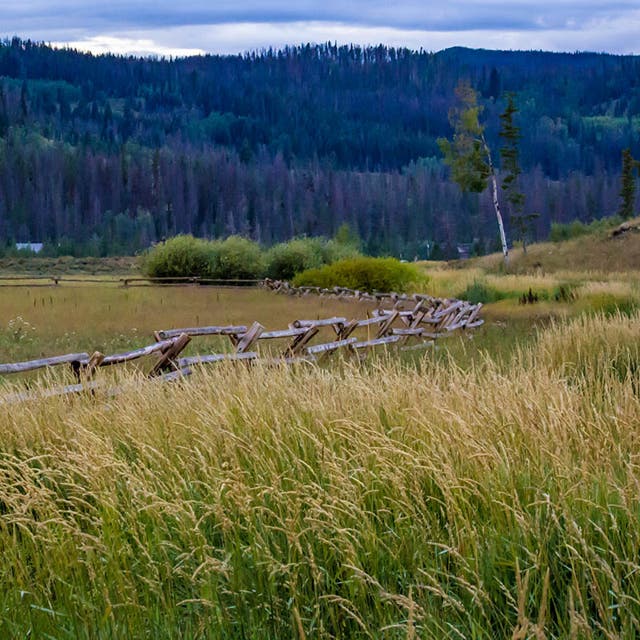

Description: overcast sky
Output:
[1,1,639,58]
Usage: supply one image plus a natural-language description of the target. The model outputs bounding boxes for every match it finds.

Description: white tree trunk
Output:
[482,136,509,265]
[490,172,509,264]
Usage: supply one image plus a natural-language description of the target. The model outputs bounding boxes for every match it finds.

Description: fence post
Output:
[235,322,265,353]
[149,334,191,376]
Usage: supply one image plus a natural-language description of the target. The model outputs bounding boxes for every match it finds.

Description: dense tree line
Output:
[0,39,638,255]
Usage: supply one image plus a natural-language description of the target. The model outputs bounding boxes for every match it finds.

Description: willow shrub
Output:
[264,238,327,281]
[142,235,264,280]
[140,235,217,278]
[264,237,361,281]
[210,236,264,280]
[292,256,423,293]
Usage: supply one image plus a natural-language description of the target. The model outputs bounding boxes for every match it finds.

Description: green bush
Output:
[264,238,327,280]
[141,235,264,280]
[141,235,216,278]
[140,233,373,282]
[211,236,264,280]
[321,238,362,264]
[551,282,578,302]
[292,257,423,293]
[265,237,362,280]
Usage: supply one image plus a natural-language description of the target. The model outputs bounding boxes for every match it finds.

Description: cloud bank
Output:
[2,1,639,56]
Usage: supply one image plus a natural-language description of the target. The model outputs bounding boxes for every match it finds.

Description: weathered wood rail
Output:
[0,352,91,375]
[0,285,482,403]
[262,278,443,307]
[0,276,263,288]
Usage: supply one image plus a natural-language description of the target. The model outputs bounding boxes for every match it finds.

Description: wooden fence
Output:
[0,286,482,404]
[0,275,263,287]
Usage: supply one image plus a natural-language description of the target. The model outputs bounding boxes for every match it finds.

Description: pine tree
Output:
[618,148,637,219]
[500,93,537,253]
[499,94,524,213]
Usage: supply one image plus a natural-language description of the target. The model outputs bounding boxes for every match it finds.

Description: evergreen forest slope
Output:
[0,39,639,256]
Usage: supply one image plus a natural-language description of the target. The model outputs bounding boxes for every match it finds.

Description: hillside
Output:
[461,217,640,274]
[0,39,639,256]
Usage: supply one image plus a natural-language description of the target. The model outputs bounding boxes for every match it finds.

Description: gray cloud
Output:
[3,1,639,31]
[1,1,639,55]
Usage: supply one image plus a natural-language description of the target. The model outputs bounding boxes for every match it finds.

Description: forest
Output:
[0,38,638,257]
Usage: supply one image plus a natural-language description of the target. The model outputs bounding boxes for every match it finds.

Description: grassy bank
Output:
[1,311,640,637]
[462,217,640,275]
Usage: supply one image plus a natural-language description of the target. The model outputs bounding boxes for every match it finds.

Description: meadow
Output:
[1,255,640,638]
[0,284,372,364]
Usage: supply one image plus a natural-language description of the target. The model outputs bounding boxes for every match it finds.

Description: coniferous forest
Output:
[0,38,639,257]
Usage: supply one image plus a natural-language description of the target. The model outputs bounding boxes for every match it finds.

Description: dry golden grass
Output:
[0,255,138,274]
[1,311,640,637]
[2,247,640,636]
[418,262,485,298]
[0,285,373,362]
[466,228,640,275]
[420,255,640,337]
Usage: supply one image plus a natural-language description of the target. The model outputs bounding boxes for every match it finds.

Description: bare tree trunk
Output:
[482,135,509,265]
[490,172,509,264]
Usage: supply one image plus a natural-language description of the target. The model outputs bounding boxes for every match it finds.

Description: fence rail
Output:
[0,283,483,404]
[0,275,264,287]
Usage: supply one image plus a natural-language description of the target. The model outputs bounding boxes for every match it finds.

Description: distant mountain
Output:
[0,38,638,257]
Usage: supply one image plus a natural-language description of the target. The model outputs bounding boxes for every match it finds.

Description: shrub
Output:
[551,282,577,302]
[292,257,423,293]
[141,235,264,280]
[581,293,639,317]
[141,235,216,278]
[321,238,362,264]
[549,216,622,242]
[211,236,265,280]
[265,237,363,280]
[264,238,327,280]
[455,280,510,304]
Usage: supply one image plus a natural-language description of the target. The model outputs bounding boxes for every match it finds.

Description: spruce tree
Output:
[500,93,538,253]
[499,94,524,213]
[618,148,637,219]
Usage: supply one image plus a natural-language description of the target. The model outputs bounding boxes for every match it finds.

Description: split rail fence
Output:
[0,283,483,403]
[0,275,262,287]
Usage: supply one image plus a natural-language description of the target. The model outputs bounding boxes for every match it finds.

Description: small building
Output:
[456,243,473,260]
[15,242,44,254]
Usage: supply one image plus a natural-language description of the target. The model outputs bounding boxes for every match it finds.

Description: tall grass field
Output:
[1,306,640,637]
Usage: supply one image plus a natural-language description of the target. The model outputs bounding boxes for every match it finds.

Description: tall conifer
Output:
[619,148,637,219]
[500,93,537,252]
